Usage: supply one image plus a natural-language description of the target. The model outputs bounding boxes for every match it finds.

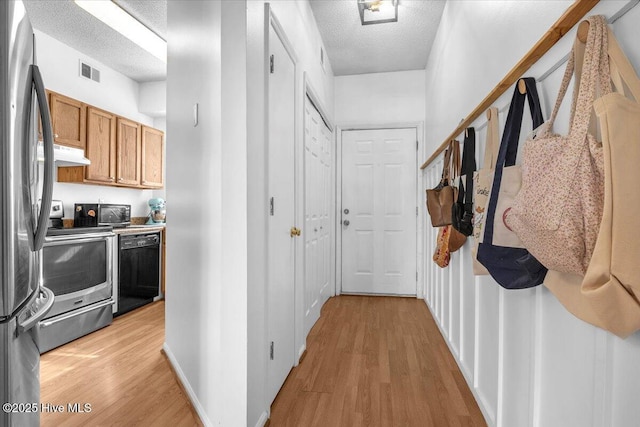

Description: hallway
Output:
[269,295,486,426]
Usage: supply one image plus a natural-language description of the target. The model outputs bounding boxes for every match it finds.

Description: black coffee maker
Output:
[48,200,64,228]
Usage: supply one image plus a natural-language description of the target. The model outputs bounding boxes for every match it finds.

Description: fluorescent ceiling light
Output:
[75,0,166,63]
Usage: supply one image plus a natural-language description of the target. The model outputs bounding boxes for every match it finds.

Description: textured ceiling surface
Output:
[24,0,166,83]
[309,0,446,76]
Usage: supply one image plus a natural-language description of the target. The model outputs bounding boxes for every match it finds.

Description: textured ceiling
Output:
[24,0,166,83]
[309,0,446,76]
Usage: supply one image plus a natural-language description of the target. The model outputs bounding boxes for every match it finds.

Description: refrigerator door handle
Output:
[31,64,54,252]
[17,286,55,334]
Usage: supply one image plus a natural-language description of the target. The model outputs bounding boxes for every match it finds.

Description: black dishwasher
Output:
[116,232,160,316]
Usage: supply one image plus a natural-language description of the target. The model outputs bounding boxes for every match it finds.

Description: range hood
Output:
[37,143,91,166]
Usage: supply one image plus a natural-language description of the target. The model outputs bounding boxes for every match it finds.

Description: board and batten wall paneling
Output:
[422,2,640,426]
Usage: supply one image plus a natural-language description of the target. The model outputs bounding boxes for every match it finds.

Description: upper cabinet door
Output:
[85,107,117,184]
[116,117,141,186]
[141,126,164,188]
[50,92,86,149]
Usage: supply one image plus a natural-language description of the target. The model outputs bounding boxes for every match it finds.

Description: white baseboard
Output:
[255,410,269,427]
[297,343,306,365]
[162,343,213,427]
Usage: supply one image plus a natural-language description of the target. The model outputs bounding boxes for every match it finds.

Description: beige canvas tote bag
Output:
[471,107,499,275]
[506,15,609,276]
[545,18,640,337]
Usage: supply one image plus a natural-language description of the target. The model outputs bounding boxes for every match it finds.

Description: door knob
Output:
[343,220,350,226]
[290,227,301,237]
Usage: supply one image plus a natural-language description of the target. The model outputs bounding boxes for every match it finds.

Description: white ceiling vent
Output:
[79,60,101,83]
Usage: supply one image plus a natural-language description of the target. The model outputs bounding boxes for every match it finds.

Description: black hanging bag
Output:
[452,128,476,236]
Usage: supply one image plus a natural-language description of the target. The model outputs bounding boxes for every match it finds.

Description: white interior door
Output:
[303,96,332,338]
[267,24,296,405]
[341,128,417,295]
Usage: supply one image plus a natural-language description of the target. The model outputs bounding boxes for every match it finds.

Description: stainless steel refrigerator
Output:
[1,1,56,425]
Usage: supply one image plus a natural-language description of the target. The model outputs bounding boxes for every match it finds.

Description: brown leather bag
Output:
[426,140,460,227]
[448,225,467,253]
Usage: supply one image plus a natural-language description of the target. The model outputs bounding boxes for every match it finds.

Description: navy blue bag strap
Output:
[483,78,543,244]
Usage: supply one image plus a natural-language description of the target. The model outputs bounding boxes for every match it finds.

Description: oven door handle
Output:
[39,298,114,328]
[44,233,115,245]
[17,286,55,334]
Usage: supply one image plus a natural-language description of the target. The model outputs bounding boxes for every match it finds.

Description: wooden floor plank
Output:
[270,295,487,427]
[40,301,202,427]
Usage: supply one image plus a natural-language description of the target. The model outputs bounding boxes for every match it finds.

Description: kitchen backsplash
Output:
[53,178,166,220]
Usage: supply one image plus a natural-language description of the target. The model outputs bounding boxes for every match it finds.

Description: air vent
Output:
[81,62,91,79]
[79,60,101,83]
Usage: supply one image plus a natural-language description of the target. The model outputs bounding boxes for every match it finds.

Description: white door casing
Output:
[303,96,332,338]
[266,22,296,405]
[341,128,417,295]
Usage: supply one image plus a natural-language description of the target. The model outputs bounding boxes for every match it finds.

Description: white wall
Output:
[165,1,247,426]
[246,2,335,426]
[421,2,640,427]
[334,70,425,126]
[139,81,166,118]
[34,29,165,218]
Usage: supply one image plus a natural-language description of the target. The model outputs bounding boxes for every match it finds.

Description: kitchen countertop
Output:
[113,224,166,235]
[60,217,165,235]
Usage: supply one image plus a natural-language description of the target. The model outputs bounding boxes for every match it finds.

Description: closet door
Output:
[266,22,296,407]
[303,96,332,338]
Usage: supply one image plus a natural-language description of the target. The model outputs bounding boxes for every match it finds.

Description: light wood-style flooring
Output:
[269,295,487,427]
[40,301,201,427]
[40,296,485,426]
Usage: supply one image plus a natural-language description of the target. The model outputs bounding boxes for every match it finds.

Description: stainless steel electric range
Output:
[35,200,116,353]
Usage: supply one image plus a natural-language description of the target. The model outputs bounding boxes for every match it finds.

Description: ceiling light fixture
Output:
[357,0,398,26]
[74,0,167,63]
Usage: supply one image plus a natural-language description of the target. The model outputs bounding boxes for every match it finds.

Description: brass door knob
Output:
[290,227,301,237]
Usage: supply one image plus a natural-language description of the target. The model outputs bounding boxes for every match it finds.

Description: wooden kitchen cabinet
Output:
[58,106,118,185]
[50,91,86,149]
[53,90,165,189]
[116,117,141,186]
[141,126,164,188]
[85,107,117,183]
